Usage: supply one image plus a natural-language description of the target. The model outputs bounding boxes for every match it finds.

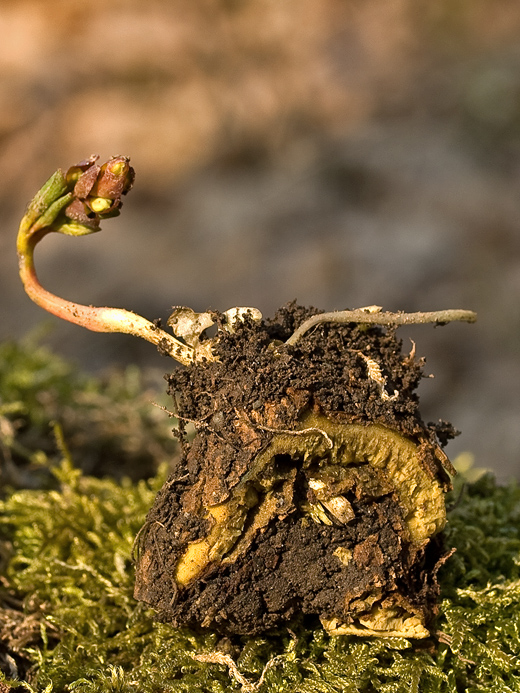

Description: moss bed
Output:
[1,338,519,692]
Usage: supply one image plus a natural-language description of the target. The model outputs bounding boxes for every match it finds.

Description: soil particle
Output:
[134,303,454,636]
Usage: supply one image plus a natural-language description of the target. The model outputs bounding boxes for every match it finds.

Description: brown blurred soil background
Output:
[1,0,519,479]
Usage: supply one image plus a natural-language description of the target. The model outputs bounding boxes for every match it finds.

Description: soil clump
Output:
[134,303,456,637]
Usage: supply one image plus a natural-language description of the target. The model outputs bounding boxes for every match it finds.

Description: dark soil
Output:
[134,303,456,636]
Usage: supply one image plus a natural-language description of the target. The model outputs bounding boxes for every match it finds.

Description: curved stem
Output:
[17,225,195,366]
[285,308,477,346]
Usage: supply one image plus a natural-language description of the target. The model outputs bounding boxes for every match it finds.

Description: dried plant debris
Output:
[134,303,459,639]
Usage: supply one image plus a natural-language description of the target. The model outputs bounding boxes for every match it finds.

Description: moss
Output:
[0,334,177,488]
[1,340,519,692]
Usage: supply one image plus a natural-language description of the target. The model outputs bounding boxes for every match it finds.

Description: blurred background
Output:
[1,0,519,479]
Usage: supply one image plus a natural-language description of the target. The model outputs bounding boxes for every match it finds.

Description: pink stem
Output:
[17,227,194,366]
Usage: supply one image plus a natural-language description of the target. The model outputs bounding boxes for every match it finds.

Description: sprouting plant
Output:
[17,156,476,365]
[16,155,200,366]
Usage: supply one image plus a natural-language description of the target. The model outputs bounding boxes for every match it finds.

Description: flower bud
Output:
[65,155,100,186]
[91,156,134,200]
[61,155,135,233]
[73,162,101,199]
[89,197,113,213]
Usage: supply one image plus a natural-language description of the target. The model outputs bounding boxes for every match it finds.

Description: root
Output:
[285,308,477,347]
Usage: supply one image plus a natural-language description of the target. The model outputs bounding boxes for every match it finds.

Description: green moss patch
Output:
[0,334,176,488]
